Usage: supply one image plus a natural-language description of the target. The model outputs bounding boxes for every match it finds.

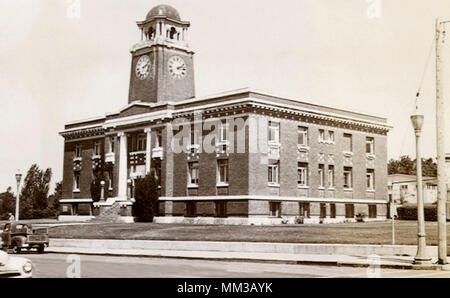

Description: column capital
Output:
[144,127,152,134]
[117,131,126,138]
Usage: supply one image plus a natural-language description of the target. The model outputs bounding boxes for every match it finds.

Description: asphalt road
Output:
[19,253,450,278]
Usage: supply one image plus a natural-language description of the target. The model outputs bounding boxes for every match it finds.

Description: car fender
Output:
[0,251,33,278]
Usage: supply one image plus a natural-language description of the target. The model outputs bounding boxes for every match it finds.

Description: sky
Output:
[0,0,449,193]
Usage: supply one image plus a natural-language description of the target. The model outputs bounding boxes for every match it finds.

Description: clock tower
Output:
[128,5,195,104]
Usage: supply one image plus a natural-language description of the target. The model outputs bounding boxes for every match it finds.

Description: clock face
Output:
[136,55,151,80]
[168,56,187,79]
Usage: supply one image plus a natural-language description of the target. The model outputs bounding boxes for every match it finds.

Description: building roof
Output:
[146,4,181,21]
[388,174,437,184]
[60,88,396,140]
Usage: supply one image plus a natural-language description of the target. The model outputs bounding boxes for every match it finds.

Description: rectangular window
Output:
[219,121,229,143]
[298,126,308,146]
[345,204,355,218]
[110,138,115,153]
[73,172,80,191]
[344,167,353,189]
[328,131,335,142]
[268,161,280,184]
[318,164,325,188]
[366,137,375,154]
[297,162,308,186]
[190,124,196,146]
[369,205,377,219]
[137,134,146,151]
[217,159,229,184]
[215,201,227,218]
[320,203,327,219]
[156,130,162,147]
[343,133,353,152]
[75,144,82,158]
[299,203,310,218]
[319,129,325,142]
[186,201,197,217]
[366,169,375,190]
[269,202,281,218]
[93,141,99,156]
[328,165,335,188]
[188,162,199,186]
[330,204,336,219]
[268,121,280,143]
[400,185,408,191]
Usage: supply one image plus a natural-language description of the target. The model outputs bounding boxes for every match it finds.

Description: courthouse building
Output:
[59,5,392,224]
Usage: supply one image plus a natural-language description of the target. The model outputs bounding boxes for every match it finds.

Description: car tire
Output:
[37,245,44,254]
[12,246,21,254]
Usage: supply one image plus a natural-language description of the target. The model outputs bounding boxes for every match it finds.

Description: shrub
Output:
[397,205,437,221]
[132,174,159,222]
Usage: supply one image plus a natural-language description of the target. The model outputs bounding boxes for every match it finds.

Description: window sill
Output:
[73,189,80,193]
[73,157,82,162]
[344,188,353,192]
[92,155,101,160]
[297,185,309,189]
[187,184,199,189]
[297,145,310,151]
[328,187,336,191]
[366,153,376,160]
[216,183,229,187]
[268,183,280,188]
[343,151,354,157]
[318,187,326,190]
[268,141,281,148]
[366,189,375,193]
[216,141,230,146]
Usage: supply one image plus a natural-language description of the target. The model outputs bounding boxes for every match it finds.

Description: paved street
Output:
[21,253,450,278]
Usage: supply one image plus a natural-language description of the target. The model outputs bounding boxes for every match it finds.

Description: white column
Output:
[145,127,152,174]
[118,132,128,200]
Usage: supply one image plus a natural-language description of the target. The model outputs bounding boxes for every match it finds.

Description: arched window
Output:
[169,27,177,39]
[148,27,156,39]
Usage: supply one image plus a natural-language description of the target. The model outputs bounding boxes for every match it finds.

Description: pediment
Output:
[109,103,154,120]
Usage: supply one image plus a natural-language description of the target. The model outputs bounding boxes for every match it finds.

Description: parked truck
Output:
[1,222,49,254]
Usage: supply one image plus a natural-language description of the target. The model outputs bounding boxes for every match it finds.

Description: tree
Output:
[133,174,159,222]
[0,187,15,219]
[19,164,52,219]
[47,181,62,217]
[388,156,437,177]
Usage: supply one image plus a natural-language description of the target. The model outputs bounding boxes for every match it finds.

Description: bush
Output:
[397,205,437,221]
[132,174,159,222]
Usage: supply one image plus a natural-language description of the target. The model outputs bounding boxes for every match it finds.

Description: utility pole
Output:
[435,18,449,265]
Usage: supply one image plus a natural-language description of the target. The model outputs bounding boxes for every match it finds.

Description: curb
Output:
[44,247,419,270]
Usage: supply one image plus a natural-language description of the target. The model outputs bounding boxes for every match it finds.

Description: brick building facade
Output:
[59,5,391,224]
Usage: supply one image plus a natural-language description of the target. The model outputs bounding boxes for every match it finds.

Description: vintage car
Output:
[1,222,49,254]
[0,250,33,278]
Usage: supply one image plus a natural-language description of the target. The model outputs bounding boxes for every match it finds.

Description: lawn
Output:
[47,220,450,245]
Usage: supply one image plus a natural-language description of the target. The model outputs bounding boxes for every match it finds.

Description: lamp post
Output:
[15,170,22,222]
[411,114,431,264]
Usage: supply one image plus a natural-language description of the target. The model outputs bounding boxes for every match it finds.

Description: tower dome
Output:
[146,4,181,21]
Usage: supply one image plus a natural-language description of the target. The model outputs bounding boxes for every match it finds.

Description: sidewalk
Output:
[45,239,449,270]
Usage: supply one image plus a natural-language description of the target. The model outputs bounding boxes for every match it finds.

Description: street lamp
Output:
[15,170,22,222]
[410,114,431,264]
